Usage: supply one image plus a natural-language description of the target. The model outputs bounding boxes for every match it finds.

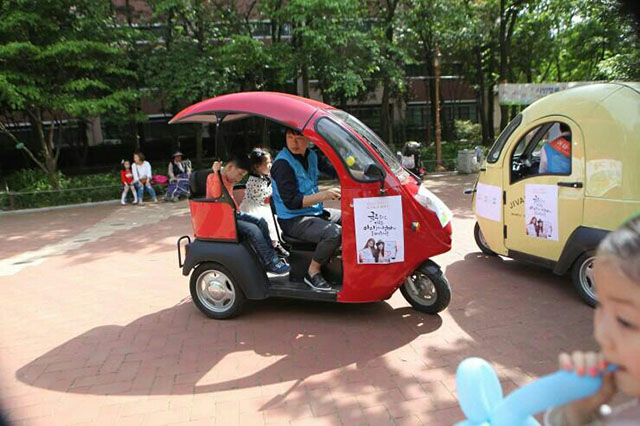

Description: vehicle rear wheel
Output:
[190,262,245,319]
[400,261,451,314]
[571,251,597,307]
[474,222,497,256]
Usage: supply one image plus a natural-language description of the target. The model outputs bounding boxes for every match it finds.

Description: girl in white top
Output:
[240,148,288,257]
[132,152,158,204]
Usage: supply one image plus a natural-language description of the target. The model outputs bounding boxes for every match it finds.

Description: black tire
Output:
[190,262,246,319]
[571,251,597,307]
[400,261,451,314]
[474,222,497,256]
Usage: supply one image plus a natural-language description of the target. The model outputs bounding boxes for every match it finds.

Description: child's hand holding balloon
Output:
[556,351,617,425]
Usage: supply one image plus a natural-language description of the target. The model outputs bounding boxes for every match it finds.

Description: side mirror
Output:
[364,164,387,194]
[364,163,386,181]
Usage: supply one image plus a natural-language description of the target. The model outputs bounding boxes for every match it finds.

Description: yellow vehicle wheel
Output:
[571,251,597,307]
[474,222,497,256]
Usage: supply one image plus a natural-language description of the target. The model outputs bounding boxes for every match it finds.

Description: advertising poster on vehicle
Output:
[475,183,502,222]
[525,184,559,241]
[354,195,404,264]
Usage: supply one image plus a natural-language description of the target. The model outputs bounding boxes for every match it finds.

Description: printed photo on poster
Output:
[354,195,404,264]
[525,184,558,241]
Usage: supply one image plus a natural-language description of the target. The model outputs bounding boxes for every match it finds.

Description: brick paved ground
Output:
[0,174,596,425]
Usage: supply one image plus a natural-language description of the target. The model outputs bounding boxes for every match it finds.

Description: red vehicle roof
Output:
[169,91,335,131]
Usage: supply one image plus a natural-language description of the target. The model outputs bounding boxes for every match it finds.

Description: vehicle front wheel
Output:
[474,222,497,256]
[400,261,451,314]
[190,262,245,319]
[571,251,597,307]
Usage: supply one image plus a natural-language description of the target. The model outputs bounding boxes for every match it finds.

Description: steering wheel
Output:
[512,159,524,180]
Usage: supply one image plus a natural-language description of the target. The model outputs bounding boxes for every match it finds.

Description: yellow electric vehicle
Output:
[472,82,640,306]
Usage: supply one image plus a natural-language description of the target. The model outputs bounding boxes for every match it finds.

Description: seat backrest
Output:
[190,169,213,198]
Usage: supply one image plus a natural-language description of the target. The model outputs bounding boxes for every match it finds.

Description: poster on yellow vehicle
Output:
[524,184,558,240]
[354,195,404,264]
[475,183,502,222]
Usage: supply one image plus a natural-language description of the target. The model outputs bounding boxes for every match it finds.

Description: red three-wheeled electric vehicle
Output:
[172,92,454,319]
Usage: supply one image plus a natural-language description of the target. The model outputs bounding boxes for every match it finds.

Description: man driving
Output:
[271,129,341,292]
[539,123,571,175]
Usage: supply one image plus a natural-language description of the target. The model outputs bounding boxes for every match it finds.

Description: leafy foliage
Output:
[0,0,140,187]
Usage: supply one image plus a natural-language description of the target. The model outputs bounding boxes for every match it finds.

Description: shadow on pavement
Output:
[16,299,444,404]
[416,252,596,390]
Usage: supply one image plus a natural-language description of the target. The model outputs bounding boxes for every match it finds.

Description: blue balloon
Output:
[455,357,612,426]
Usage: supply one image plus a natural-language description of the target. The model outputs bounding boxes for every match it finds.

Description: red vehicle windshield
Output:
[328,110,407,180]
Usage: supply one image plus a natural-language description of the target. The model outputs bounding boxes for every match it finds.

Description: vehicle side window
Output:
[510,121,572,183]
[315,117,379,181]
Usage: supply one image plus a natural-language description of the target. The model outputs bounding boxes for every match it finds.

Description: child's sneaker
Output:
[267,258,290,275]
[274,243,290,258]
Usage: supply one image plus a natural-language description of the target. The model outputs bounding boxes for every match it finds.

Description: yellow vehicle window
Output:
[488,114,522,163]
[511,122,572,183]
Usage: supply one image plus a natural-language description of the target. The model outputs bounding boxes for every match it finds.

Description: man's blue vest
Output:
[272,148,324,219]
[541,138,571,174]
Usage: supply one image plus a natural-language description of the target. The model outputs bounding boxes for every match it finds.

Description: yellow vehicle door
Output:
[502,117,585,261]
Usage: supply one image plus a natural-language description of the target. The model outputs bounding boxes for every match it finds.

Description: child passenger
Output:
[207,156,290,275]
[239,148,289,258]
[545,216,640,425]
[120,159,138,205]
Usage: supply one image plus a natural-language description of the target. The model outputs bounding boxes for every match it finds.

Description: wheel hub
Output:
[196,270,236,313]
[406,274,436,305]
[579,257,597,301]
[206,279,227,301]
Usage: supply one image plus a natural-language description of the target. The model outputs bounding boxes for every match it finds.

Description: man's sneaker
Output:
[304,273,333,292]
[267,259,290,275]
[274,243,290,258]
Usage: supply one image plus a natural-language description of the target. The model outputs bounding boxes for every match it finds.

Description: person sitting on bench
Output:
[207,156,291,275]
[271,129,341,292]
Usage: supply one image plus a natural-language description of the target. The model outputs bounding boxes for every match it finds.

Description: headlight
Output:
[414,185,453,228]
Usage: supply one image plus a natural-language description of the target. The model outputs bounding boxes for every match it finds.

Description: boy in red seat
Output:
[207,156,290,275]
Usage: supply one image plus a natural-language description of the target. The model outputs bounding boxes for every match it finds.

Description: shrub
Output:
[1,168,166,210]
[454,120,482,143]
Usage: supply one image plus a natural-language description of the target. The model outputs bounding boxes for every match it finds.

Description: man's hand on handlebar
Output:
[323,187,341,201]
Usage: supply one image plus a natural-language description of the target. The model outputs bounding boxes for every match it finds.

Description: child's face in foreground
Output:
[124,161,130,169]
[594,258,640,397]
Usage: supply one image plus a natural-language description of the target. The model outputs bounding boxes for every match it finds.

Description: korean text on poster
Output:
[475,183,502,222]
[525,184,558,241]
[354,195,404,264]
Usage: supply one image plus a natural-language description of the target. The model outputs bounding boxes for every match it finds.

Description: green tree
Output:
[283,0,378,106]
[370,0,410,145]
[0,0,138,188]
[405,0,466,143]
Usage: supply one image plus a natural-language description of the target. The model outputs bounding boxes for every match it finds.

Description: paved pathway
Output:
[0,174,596,425]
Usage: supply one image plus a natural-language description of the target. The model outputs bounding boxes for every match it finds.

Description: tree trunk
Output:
[261,118,270,149]
[434,45,444,171]
[195,124,203,168]
[380,83,392,144]
[302,64,310,98]
[498,0,509,132]
[28,111,60,189]
[488,84,495,141]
